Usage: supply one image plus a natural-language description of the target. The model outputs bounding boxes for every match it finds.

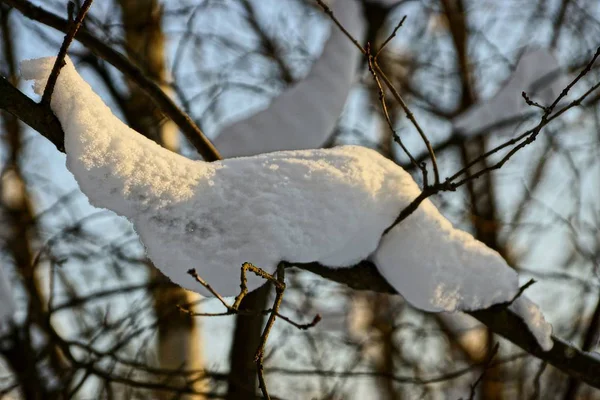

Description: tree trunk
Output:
[225,284,270,399]
[223,3,294,397]
[117,1,205,397]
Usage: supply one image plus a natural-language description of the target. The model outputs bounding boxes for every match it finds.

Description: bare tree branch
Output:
[291,260,600,390]
[0,76,64,151]
[2,0,221,161]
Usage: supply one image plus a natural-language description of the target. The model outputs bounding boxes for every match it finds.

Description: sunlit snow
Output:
[510,296,553,351]
[22,57,419,296]
[22,55,553,350]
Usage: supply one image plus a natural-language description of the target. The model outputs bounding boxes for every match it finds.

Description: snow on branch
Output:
[0,50,597,392]
[452,48,568,138]
[21,56,551,353]
[2,0,600,388]
[4,0,220,161]
[21,57,425,296]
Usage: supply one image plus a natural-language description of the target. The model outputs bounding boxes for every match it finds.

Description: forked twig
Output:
[315,0,365,54]
[187,268,232,310]
[375,15,407,59]
[522,91,549,112]
[315,0,440,185]
[373,60,441,185]
[187,263,319,399]
[254,263,286,400]
[366,43,428,184]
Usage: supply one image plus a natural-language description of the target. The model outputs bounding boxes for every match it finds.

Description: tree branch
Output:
[2,0,600,391]
[0,75,65,151]
[41,0,93,105]
[3,58,600,391]
[290,260,600,389]
[2,0,221,161]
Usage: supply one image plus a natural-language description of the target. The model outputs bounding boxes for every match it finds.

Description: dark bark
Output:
[226,284,271,399]
[2,0,220,161]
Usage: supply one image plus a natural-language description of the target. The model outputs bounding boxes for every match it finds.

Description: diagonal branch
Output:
[0,75,65,151]
[41,0,93,105]
[1,0,221,161]
[4,51,600,393]
[290,260,600,390]
[3,0,600,392]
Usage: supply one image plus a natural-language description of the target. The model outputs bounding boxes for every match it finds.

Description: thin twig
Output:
[176,289,321,331]
[508,279,536,306]
[446,45,600,186]
[177,263,322,330]
[255,263,286,400]
[530,362,547,400]
[366,43,427,183]
[41,0,94,105]
[318,0,600,233]
[315,0,440,185]
[383,189,433,234]
[276,312,321,331]
[374,60,441,185]
[187,268,232,311]
[315,0,366,54]
[375,15,407,59]
[383,58,600,231]
[522,91,549,112]
[67,1,75,23]
[188,263,318,399]
[468,343,500,400]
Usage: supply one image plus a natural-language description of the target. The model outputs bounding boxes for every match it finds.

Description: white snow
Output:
[371,199,520,313]
[509,296,553,351]
[21,55,553,351]
[453,49,567,137]
[22,56,417,296]
[371,199,554,351]
[214,0,365,157]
